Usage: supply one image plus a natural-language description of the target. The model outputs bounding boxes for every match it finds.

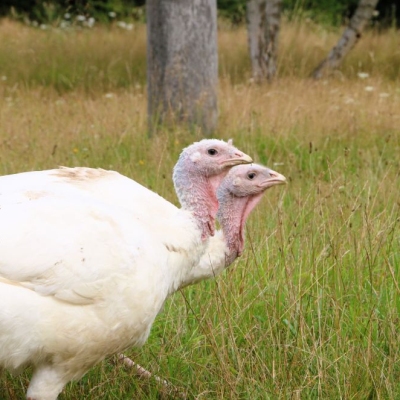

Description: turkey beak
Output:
[259,169,287,189]
[222,152,253,168]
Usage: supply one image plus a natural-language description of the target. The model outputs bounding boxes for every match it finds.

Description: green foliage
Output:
[0,0,146,24]
[216,0,361,26]
[217,0,247,24]
[1,0,399,27]
[283,0,358,25]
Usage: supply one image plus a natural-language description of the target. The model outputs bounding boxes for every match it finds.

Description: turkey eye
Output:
[248,172,256,180]
[207,148,218,156]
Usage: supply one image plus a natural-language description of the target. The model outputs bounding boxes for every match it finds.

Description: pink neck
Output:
[217,191,265,266]
[173,160,226,240]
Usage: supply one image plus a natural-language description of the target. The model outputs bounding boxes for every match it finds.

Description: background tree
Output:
[146,0,218,135]
[247,0,282,82]
[312,0,380,79]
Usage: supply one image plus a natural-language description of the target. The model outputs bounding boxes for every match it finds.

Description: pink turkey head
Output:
[173,139,253,240]
[217,163,286,260]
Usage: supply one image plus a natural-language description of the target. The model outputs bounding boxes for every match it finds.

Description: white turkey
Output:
[0,139,252,400]
[119,163,286,381]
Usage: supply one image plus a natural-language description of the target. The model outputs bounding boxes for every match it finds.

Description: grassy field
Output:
[0,17,399,399]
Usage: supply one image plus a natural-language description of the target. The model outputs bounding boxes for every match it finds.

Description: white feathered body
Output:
[0,168,203,380]
[181,230,228,288]
[0,167,178,220]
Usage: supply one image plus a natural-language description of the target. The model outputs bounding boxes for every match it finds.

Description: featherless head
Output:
[172,139,253,240]
[217,163,286,200]
[173,139,252,179]
[217,163,286,260]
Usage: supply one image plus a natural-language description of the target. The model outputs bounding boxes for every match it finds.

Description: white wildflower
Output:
[364,86,374,92]
[104,93,114,99]
[379,92,390,98]
[357,72,369,79]
[64,13,71,19]
[76,15,86,22]
[109,11,116,18]
[86,17,95,28]
[117,21,127,29]
[1,76,7,81]
[60,20,70,29]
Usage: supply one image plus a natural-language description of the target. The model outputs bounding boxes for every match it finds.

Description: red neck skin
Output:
[173,157,228,241]
[217,191,264,266]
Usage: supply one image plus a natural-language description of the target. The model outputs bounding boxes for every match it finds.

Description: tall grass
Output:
[0,18,399,399]
[0,19,147,93]
[0,17,399,92]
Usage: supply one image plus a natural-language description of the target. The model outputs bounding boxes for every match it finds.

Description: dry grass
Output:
[219,19,400,81]
[0,17,399,400]
[0,18,147,92]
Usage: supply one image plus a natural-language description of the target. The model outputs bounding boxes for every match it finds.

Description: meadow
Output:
[0,17,399,399]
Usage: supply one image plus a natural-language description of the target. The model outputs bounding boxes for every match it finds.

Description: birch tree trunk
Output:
[247,0,282,82]
[312,0,379,79]
[147,0,218,135]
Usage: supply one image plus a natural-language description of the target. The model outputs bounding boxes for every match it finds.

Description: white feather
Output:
[0,139,253,399]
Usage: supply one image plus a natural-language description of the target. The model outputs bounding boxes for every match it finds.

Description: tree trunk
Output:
[147,0,218,135]
[247,0,282,82]
[312,0,379,79]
